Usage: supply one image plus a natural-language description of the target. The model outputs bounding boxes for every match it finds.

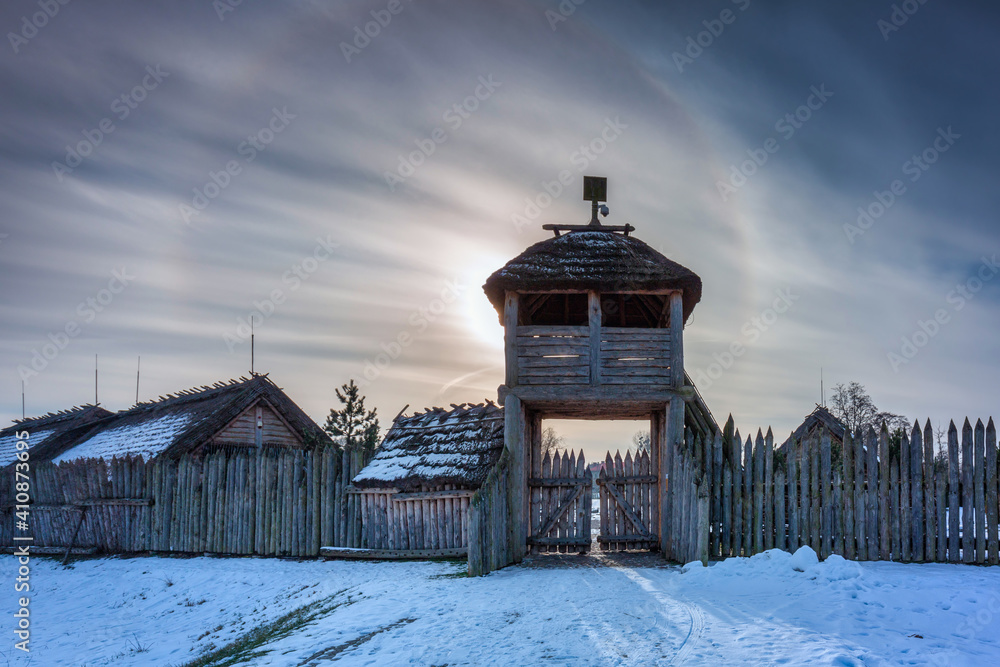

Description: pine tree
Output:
[323,380,380,452]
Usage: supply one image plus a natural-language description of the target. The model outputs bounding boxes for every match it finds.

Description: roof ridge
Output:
[12,403,105,426]
[129,375,266,411]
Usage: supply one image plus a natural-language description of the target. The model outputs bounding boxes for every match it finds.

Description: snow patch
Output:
[789,545,820,572]
[0,430,53,467]
[53,414,191,463]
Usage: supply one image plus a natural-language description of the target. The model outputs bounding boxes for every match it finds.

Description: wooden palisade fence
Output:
[703,417,999,565]
[355,484,474,556]
[663,424,711,565]
[0,444,371,556]
[467,448,513,576]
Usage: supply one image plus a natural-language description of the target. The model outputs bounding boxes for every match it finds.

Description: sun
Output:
[461,253,506,350]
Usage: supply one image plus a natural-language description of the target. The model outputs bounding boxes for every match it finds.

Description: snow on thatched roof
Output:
[352,402,504,491]
[483,230,703,322]
[0,404,112,467]
[51,374,332,463]
[780,405,847,449]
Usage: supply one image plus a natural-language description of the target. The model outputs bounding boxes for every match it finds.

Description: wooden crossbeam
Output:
[604,481,651,537]
[534,484,586,539]
[597,475,657,485]
[529,477,594,487]
[527,537,592,546]
[596,535,656,543]
[392,490,475,502]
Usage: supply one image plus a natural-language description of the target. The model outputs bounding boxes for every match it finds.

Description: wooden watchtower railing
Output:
[514,325,672,386]
[505,290,683,390]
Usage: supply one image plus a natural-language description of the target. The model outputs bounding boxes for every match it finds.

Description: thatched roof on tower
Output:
[483,230,703,322]
[352,402,504,491]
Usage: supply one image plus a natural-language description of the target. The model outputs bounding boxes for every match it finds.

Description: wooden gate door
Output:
[528,450,592,553]
[598,450,658,551]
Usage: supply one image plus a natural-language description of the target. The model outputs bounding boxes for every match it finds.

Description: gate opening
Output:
[528,420,657,554]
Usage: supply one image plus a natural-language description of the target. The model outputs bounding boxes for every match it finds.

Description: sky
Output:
[1,0,998,463]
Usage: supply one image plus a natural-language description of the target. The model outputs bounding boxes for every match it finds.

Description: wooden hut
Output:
[51,374,333,463]
[349,402,504,557]
[780,405,847,451]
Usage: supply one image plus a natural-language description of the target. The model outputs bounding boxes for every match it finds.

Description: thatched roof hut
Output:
[51,374,332,463]
[352,401,503,491]
[483,230,703,323]
[0,404,112,467]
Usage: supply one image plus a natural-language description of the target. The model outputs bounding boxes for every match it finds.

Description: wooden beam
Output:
[504,292,519,387]
[505,393,526,562]
[669,291,684,387]
[527,537,592,546]
[605,481,651,536]
[391,490,475,502]
[535,484,586,539]
[541,223,635,234]
[597,476,658,485]
[588,290,601,386]
[528,477,594,487]
[319,546,466,560]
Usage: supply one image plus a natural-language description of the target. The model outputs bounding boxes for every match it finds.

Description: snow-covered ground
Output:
[4,548,1000,666]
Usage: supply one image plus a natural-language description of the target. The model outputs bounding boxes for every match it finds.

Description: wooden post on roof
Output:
[504,293,519,387]
[669,292,684,388]
[505,393,526,562]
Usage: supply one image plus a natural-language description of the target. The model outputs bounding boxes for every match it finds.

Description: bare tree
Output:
[631,431,651,454]
[540,426,564,456]
[830,382,879,433]
[830,381,907,435]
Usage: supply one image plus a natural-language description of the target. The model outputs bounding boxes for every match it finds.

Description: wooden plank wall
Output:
[600,327,672,385]
[705,417,999,565]
[0,444,371,556]
[467,448,513,576]
[357,484,474,552]
[515,325,590,385]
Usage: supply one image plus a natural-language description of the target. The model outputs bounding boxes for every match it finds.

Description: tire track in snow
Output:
[618,567,706,664]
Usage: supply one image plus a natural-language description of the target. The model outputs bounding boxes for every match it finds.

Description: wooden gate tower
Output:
[483,177,710,562]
